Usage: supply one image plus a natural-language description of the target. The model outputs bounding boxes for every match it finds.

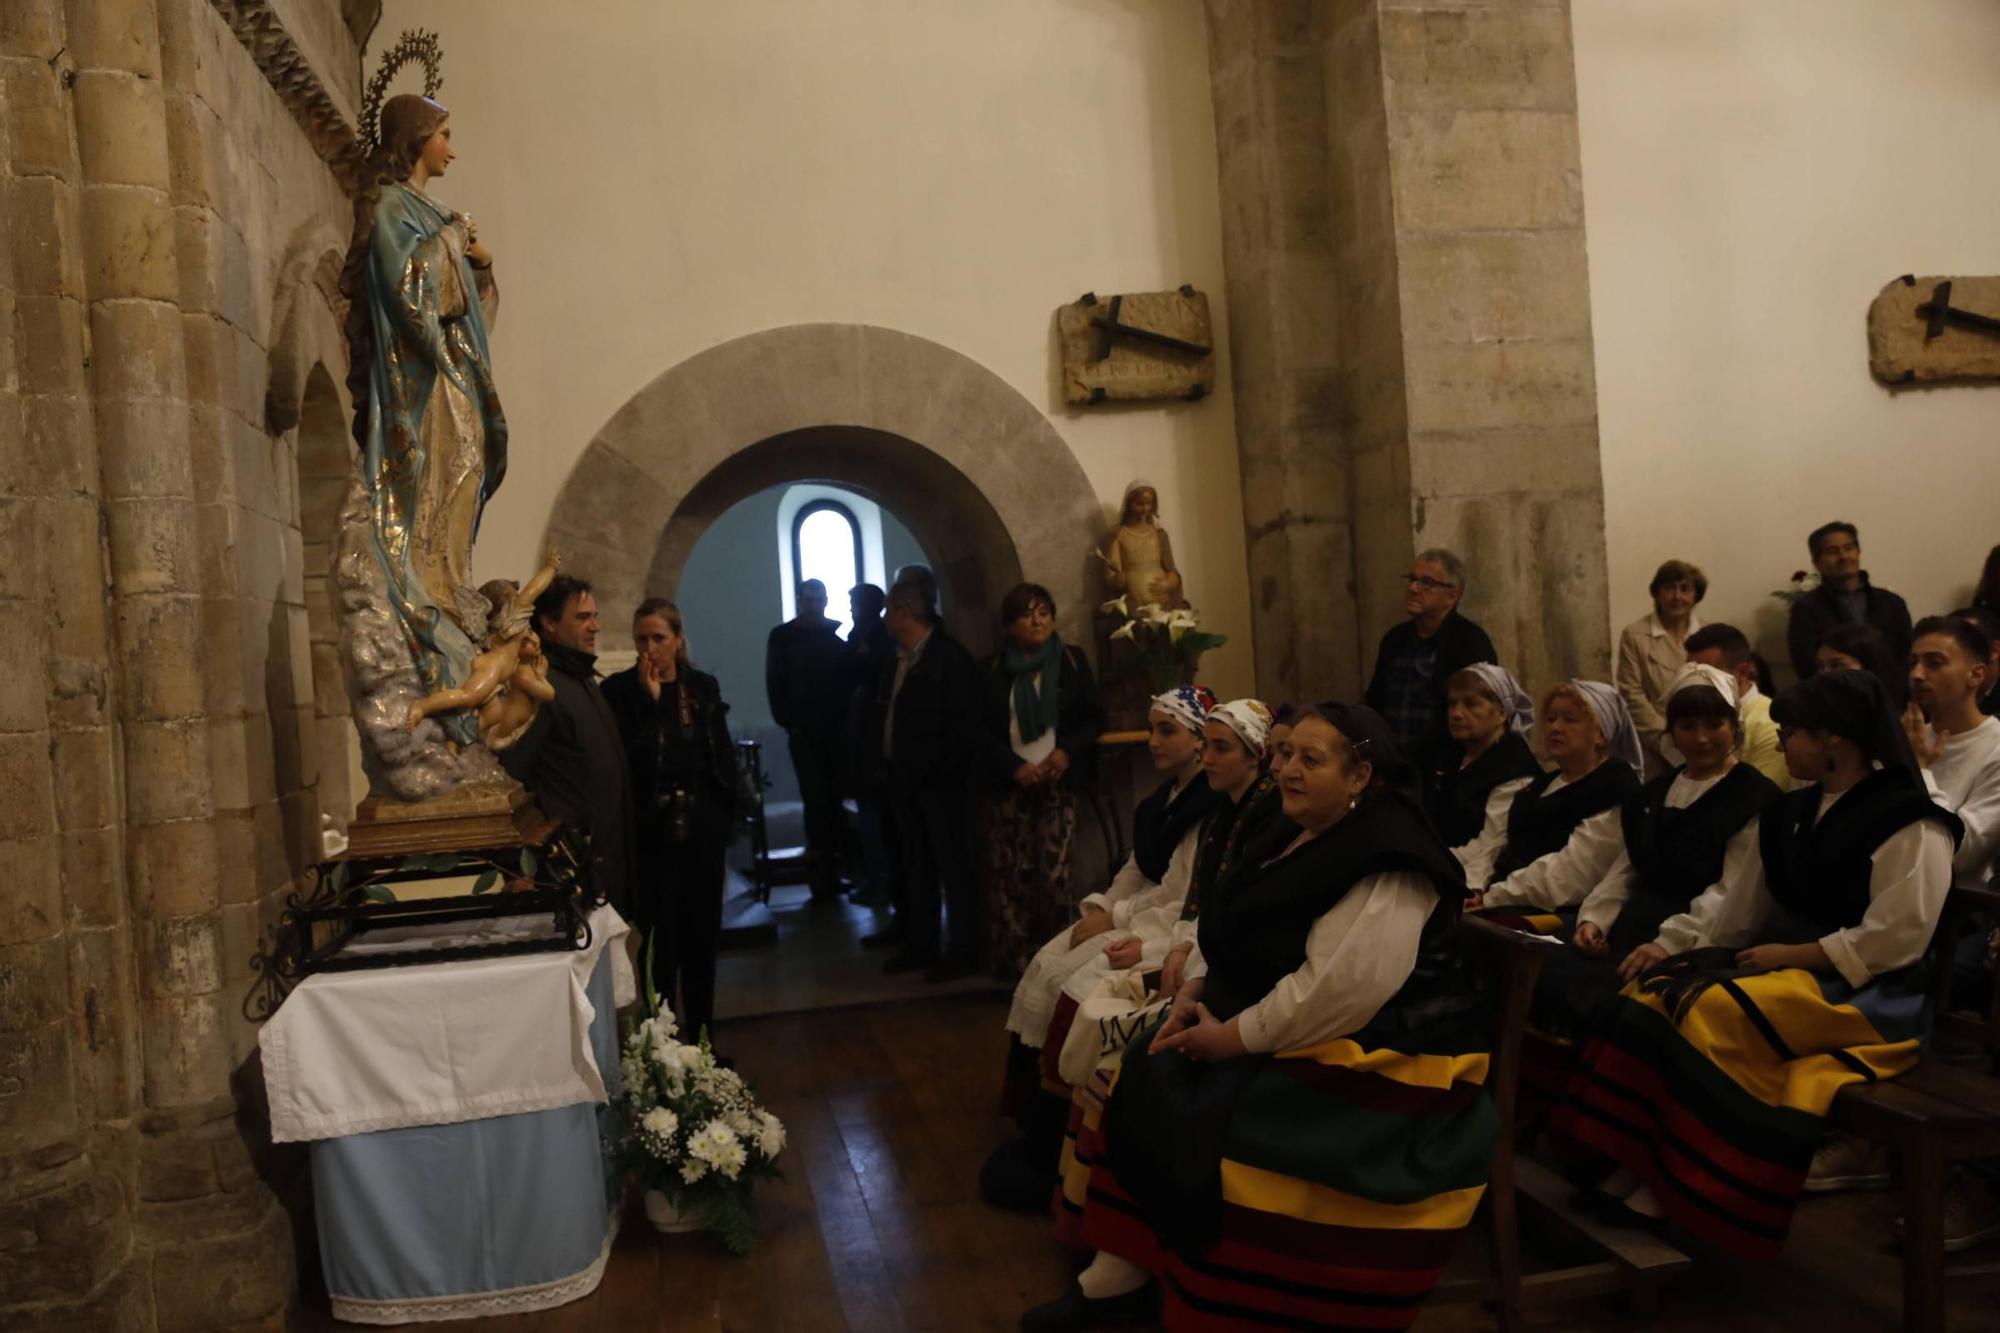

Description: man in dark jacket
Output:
[1364,547,1497,766]
[1786,520,1914,681]
[844,583,901,910]
[500,575,634,917]
[765,579,851,899]
[871,577,987,981]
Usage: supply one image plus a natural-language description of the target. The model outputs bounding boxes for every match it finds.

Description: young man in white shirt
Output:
[1905,615,2000,890]
[1901,614,2000,1250]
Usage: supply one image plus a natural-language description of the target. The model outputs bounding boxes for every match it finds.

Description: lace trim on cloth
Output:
[328,1209,620,1324]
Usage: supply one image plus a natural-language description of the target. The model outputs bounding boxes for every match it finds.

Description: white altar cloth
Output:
[259,903,634,1144]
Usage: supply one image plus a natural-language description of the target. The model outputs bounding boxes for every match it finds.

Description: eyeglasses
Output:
[1403,575,1457,592]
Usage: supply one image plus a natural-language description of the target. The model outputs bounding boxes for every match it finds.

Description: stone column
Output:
[61,0,288,1325]
[0,2,151,1325]
[1203,0,1362,703]
[1207,0,1610,698]
[1366,0,1610,684]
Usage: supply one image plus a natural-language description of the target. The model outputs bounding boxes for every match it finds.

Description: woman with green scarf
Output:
[982,582,1106,978]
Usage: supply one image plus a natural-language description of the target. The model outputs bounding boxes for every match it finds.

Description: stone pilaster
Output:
[1203,0,1363,703]
[1207,0,1609,699]
[1373,0,1610,684]
[0,1,151,1324]
[60,0,290,1326]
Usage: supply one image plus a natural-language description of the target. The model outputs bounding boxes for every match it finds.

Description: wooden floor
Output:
[713,879,1006,1023]
[294,992,2000,1332]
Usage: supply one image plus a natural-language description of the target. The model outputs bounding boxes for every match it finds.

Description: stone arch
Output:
[546,324,1102,661]
[262,224,358,827]
[296,362,360,830]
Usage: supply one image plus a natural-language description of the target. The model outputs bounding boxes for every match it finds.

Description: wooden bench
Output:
[1827,883,2000,1333]
[1435,916,1692,1330]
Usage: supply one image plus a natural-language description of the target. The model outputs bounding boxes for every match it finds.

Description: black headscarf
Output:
[1301,700,1424,800]
[1769,668,1919,785]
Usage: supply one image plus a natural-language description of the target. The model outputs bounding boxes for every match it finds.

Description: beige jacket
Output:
[1615,611,1698,775]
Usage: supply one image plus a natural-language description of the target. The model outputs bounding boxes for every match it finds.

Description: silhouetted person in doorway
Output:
[765,579,849,899]
[845,584,901,912]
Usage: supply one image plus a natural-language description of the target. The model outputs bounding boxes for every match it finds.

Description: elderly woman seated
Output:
[1427,664,1542,875]
[1459,680,1645,907]
[1022,705,1493,1332]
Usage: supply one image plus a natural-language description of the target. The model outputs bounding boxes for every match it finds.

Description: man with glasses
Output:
[1364,548,1496,765]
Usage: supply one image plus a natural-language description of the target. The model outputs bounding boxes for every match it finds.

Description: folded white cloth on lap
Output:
[260,903,632,1144]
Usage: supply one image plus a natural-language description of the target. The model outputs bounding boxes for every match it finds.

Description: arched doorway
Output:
[544,323,1101,662]
[546,325,1111,1014]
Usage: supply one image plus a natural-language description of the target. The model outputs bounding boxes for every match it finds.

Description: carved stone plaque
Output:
[1868,275,2000,384]
[1057,288,1217,405]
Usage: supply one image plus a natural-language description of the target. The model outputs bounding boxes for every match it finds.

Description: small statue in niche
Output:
[1095,480,1186,610]
[404,552,559,750]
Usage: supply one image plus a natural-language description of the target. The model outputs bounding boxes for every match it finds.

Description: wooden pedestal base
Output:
[346,782,551,858]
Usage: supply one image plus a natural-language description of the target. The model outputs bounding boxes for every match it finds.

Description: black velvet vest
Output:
[1623,764,1780,909]
[1131,774,1218,884]
[1180,775,1285,924]
[1427,731,1544,849]
[1760,768,1959,937]
[1489,760,1641,886]
[1198,788,1467,1033]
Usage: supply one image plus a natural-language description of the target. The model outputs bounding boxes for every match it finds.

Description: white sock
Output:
[1077,1251,1147,1300]
[1623,1185,1664,1218]
[1600,1167,1642,1199]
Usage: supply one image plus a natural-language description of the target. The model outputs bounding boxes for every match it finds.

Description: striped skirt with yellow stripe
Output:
[1076,1036,1496,1330]
[1551,963,1924,1260]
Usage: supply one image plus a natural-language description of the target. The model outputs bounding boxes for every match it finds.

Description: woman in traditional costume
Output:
[985,687,1216,1207]
[1480,666,1783,1117]
[1550,669,1960,1249]
[1460,680,1644,903]
[981,582,1106,978]
[1025,705,1494,1331]
[1427,664,1543,875]
[1046,699,1286,1235]
[339,92,508,747]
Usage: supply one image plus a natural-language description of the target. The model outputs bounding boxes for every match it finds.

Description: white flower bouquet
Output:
[1097,596,1228,692]
[617,979,784,1252]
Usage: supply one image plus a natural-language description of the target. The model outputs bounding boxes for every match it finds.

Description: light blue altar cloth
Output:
[311,949,624,1324]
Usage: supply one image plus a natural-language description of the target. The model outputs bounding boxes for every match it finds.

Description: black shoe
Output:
[980,1137,1058,1214]
[860,925,905,950]
[883,950,935,975]
[1019,1280,1157,1332]
[925,955,978,984]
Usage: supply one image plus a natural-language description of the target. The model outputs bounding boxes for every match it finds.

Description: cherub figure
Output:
[404,551,560,749]
[1094,479,1186,610]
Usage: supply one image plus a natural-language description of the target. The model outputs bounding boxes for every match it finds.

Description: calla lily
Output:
[1100,596,1129,619]
[1140,604,1170,625]
[1110,621,1137,641]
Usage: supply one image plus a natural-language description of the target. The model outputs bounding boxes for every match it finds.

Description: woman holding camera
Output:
[603,598,746,1046]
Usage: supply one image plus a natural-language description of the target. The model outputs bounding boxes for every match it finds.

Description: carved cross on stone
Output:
[1869,274,2000,384]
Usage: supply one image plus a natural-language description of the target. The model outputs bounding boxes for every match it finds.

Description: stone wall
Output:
[0,1,363,1326]
[1207,0,1610,701]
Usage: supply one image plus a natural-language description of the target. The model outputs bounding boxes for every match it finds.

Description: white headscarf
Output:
[1563,679,1646,776]
[1463,663,1535,734]
[1149,684,1214,736]
[1208,699,1274,756]
[1664,661,1738,709]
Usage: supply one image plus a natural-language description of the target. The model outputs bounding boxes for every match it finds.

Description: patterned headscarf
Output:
[1463,662,1535,734]
[1208,699,1273,756]
[1150,684,1215,736]
[1664,661,1738,709]
[1563,679,1646,776]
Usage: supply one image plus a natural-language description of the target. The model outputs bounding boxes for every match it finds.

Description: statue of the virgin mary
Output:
[339,88,506,749]
[331,36,532,807]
